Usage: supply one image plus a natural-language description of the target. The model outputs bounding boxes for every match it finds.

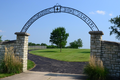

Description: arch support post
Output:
[89,31,104,58]
[15,32,30,72]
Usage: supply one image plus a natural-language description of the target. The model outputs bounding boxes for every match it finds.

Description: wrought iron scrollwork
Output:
[21,4,99,32]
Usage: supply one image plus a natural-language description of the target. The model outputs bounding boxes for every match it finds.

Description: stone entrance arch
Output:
[15,4,100,72]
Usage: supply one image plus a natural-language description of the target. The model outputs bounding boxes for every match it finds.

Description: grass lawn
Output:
[29,49,90,62]
[0,59,35,78]
[0,73,15,79]
[27,59,35,70]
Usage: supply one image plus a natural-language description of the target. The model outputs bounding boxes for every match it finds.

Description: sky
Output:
[0,0,120,49]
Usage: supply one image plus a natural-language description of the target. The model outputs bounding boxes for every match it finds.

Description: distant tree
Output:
[0,36,2,42]
[47,45,57,48]
[69,38,83,48]
[109,15,120,39]
[50,27,69,52]
[28,42,36,46]
[36,44,41,46]
[65,46,70,48]
[41,43,47,46]
[70,41,78,48]
[4,39,10,42]
[77,38,83,48]
[28,42,47,46]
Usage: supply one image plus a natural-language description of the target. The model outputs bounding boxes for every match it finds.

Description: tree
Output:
[50,27,69,52]
[41,43,47,46]
[4,39,10,42]
[69,38,83,48]
[47,45,57,48]
[109,15,120,40]
[28,42,41,46]
[77,38,83,48]
[36,44,41,46]
[70,41,78,48]
[28,42,36,46]
[0,35,2,42]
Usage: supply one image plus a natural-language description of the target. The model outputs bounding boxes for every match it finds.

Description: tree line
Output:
[28,42,47,46]
[28,38,83,49]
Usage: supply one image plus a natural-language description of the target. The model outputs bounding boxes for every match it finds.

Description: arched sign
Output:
[21,4,99,32]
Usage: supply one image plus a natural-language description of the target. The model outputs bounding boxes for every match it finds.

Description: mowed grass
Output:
[0,73,15,79]
[27,59,35,70]
[29,49,90,62]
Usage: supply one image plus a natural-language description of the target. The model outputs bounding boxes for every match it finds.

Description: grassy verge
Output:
[0,59,35,78]
[27,59,35,70]
[29,49,90,62]
[0,73,15,79]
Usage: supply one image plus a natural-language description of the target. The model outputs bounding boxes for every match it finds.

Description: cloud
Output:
[0,30,3,32]
[0,30,5,33]
[96,10,105,15]
[89,10,106,15]
[3,35,6,37]
[109,13,112,16]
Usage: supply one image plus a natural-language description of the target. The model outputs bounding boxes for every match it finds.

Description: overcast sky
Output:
[0,0,120,49]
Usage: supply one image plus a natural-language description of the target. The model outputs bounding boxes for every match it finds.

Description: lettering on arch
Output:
[21,5,99,32]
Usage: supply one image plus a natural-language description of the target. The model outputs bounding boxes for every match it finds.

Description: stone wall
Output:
[0,45,5,61]
[101,40,120,77]
[89,31,120,78]
[0,40,16,61]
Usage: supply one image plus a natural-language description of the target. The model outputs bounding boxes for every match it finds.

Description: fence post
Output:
[15,32,30,72]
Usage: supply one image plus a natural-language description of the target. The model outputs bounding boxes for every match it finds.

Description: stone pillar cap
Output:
[89,31,104,35]
[15,32,30,36]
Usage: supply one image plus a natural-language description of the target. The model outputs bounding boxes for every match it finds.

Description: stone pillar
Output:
[15,32,30,72]
[89,31,104,58]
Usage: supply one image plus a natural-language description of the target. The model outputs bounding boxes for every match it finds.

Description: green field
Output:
[29,49,90,62]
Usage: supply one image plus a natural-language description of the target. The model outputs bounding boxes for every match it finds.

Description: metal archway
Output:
[21,4,99,32]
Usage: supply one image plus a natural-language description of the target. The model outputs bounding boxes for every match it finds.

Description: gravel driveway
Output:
[28,50,88,74]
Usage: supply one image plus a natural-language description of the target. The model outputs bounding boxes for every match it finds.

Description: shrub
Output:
[47,45,57,48]
[84,56,109,80]
[0,47,22,73]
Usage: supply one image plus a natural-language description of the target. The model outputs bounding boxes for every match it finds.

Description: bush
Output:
[0,47,22,73]
[84,56,109,80]
[69,38,83,48]
[47,45,57,48]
